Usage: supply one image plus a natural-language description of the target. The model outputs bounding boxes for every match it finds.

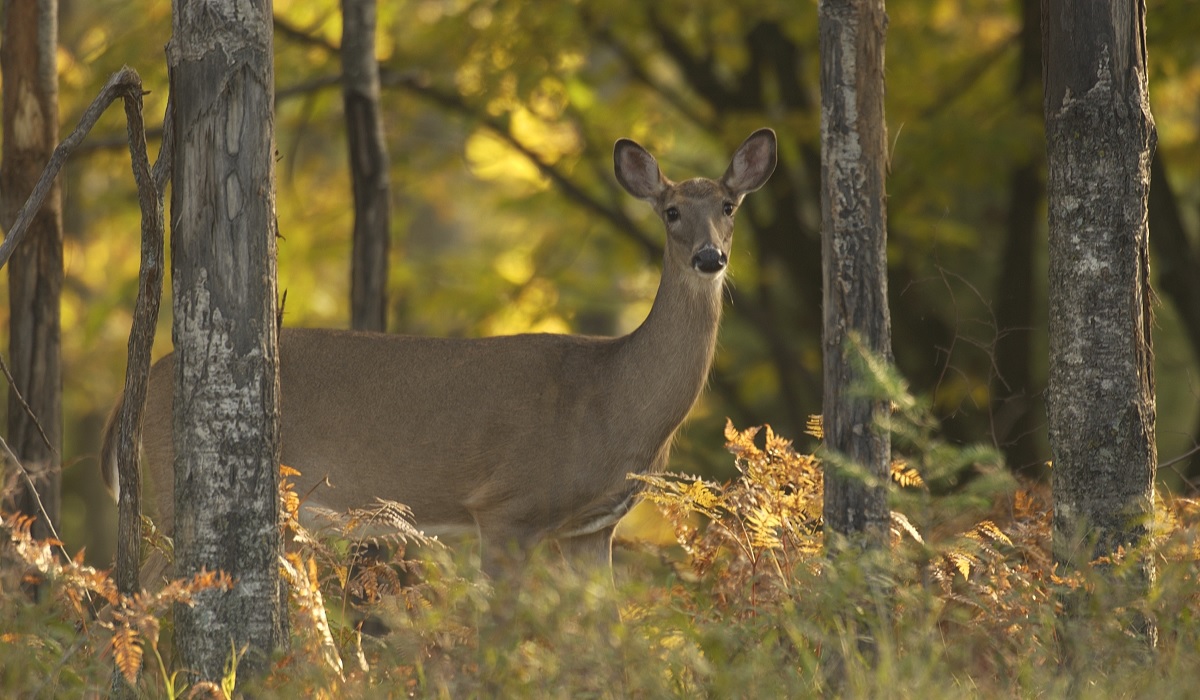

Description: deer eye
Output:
[665,206,680,223]
[723,202,735,216]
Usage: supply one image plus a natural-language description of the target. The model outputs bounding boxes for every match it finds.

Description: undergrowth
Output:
[3,380,1200,697]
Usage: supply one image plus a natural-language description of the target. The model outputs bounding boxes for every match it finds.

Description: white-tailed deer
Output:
[101,128,777,579]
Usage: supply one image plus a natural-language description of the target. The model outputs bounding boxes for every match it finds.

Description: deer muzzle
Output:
[692,245,728,274]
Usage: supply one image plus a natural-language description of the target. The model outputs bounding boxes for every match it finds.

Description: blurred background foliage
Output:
[3,0,1198,565]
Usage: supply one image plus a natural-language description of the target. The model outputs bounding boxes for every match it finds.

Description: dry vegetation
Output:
[4,385,1200,698]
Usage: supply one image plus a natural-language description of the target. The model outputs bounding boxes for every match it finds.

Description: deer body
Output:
[102,129,777,577]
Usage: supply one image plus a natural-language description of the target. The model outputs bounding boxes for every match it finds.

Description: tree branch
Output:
[0,70,141,267]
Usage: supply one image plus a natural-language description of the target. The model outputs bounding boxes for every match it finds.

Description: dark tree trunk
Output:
[818,0,893,546]
[1,0,62,546]
[342,0,391,332]
[1147,152,1200,485]
[168,0,282,683]
[1043,0,1156,592]
[991,0,1046,478]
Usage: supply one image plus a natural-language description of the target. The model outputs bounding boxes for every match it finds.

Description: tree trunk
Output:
[1,0,62,546]
[342,0,391,332]
[1043,0,1156,588]
[991,0,1046,478]
[1147,152,1200,485]
[168,0,282,683]
[818,0,893,546]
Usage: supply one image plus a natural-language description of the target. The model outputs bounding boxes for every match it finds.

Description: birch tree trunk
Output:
[1043,0,1156,571]
[168,0,282,682]
[1,0,62,546]
[342,0,391,332]
[1043,0,1157,649]
[818,0,893,547]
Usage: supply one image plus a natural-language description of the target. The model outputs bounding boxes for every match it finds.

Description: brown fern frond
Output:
[890,510,924,545]
[944,551,975,580]
[341,499,436,549]
[972,520,1013,547]
[280,552,345,680]
[110,625,144,686]
[890,459,925,488]
[724,419,764,463]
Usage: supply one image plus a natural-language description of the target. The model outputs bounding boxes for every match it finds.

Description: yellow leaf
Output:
[974,520,1012,547]
[946,551,973,579]
[805,414,824,440]
[890,460,925,488]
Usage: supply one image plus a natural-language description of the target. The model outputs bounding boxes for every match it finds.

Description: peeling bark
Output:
[169,0,282,682]
[1043,0,1156,572]
[818,0,892,546]
[1,0,62,546]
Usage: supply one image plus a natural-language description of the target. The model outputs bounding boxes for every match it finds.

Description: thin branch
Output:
[918,36,1016,120]
[113,70,167,608]
[151,95,174,192]
[0,67,168,662]
[274,14,338,53]
[275,74,341,101]
[581,10,713,130]
[0,352,56,457]
[0,69,161,620]
[271,14,664,257]
[646,9,731,110]
[274,60,665,258]
[0,433,66,557]
[1161,443,1200,471]
[71,126,163,156]
[0,69,148,269]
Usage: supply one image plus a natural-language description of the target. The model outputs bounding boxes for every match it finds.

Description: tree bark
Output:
[1,0,62,546]
[818,0,893,546]
[342,0,391,332]
[168,0,282,683]
[1043,0,1156,572]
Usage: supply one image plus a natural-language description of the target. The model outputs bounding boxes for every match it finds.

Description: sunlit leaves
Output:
[281,551,344,681]
[890,460,925,489]
[634,419,824,601]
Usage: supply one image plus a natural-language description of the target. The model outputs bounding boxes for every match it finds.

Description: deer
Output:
[101,128,777,583]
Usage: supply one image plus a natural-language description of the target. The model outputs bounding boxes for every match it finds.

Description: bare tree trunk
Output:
[168,0,282,683]
[1147,152,1200,485]
[991,0,1046,478]
[342,0,391,331]
[818,0,892,547]
[1043,0,1157,644]
[1,0,62,546]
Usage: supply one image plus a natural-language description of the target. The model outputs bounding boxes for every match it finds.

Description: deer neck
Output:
[616,257,725,440]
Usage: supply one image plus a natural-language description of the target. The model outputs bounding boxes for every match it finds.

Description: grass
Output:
[3,405,1200,697]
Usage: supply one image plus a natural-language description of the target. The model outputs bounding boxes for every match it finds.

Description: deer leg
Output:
[556,527,623,637]
[555,526,616,582]
[473,516,539,582]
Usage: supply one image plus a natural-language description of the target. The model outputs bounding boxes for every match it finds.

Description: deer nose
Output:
[692,246,728,274]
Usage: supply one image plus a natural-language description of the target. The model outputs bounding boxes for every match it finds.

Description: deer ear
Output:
[614,139,668,202]
[722,128,777,197]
